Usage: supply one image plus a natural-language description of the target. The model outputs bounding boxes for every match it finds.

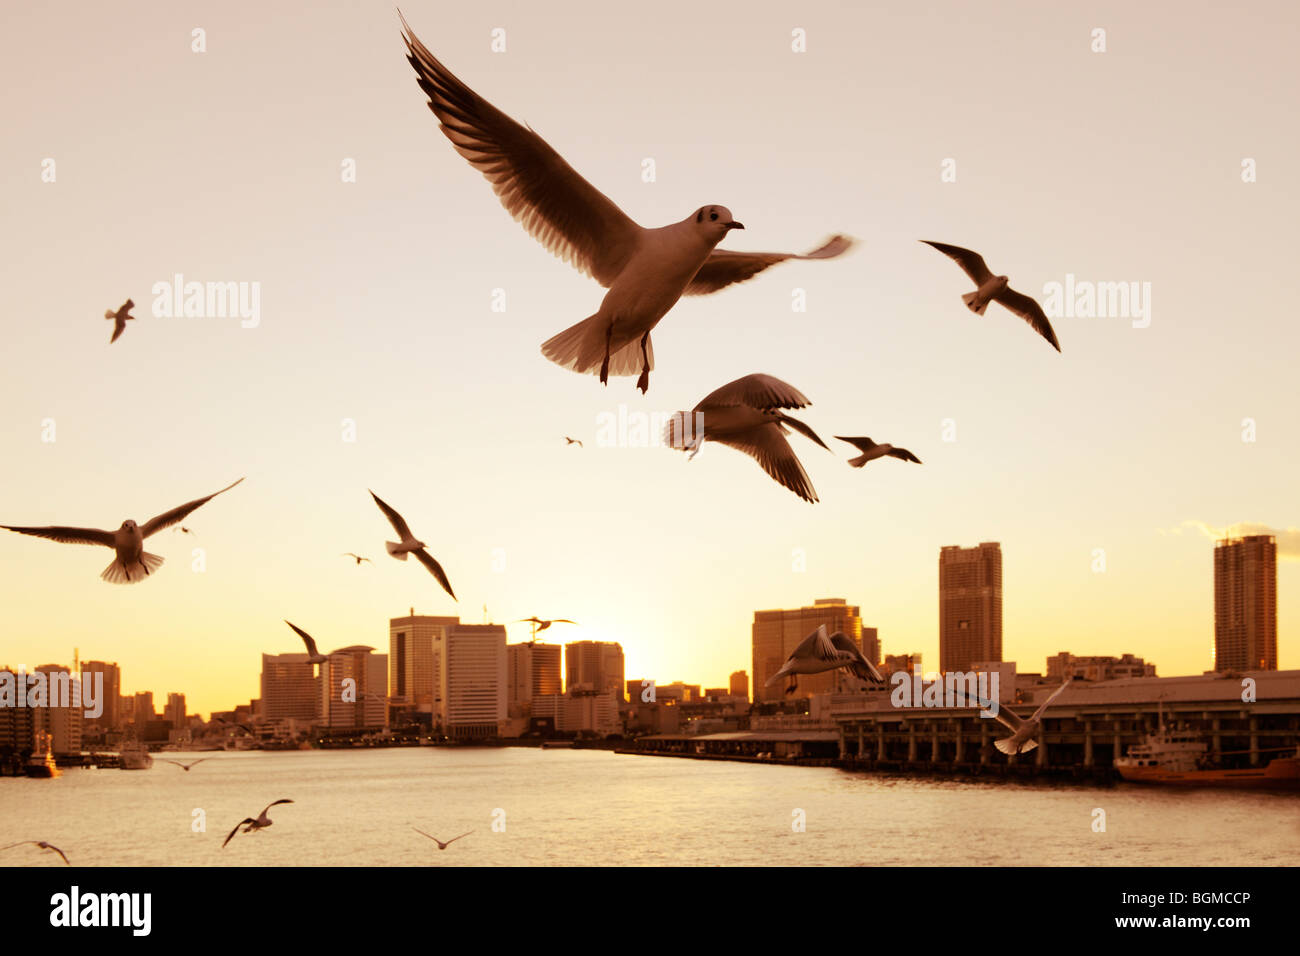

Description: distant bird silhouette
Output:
[765,625,884,696]
[834,436,922,468]
[369,490,457,601]
[400,14,853,393]
[284,620,329,666]
[0,841,69,864]
[172,526,196,536]
[664,373,828,503]
[342,552,371,565]
[564,437,583,447]
[974,678,1072,755]
[1,477,245,584]
[104,299,135,344]
[413,827,472,851]
[223,799,293,848]
[159,758,208,772]
[516,616,576,641]
[921,241,1060,351]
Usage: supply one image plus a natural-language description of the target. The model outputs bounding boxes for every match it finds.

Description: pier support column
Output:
[1249,715,1260,766]
[1036,730,1047,768]
[930,722,940,762]
[979,723,990,765]
[907,721,917,762]
[1212,716,1221,754]
[954,721,964,763]
[877,724,885,761]
[857,725,865,761]
[1084,720,1094,767]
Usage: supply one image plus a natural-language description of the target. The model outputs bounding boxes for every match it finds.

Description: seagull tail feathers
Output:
[961,291,990,315]
[385,541,409,560]
[101,552,165,585]
[993,737,1019,755]
[847,453,869,468]
[541,314,649,377]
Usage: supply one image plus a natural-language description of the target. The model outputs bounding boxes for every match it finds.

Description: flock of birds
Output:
[4,13,1076,862]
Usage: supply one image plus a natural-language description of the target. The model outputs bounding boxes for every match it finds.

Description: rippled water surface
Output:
[2,748,1297,866]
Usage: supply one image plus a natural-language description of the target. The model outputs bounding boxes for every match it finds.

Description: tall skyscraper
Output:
[861,627,881,666]
[565,641,626,700]
[442,624,507,739]
[729,670,749,700]
[321,646,388,730]
[34,664,82,755]
[1214,534,1278,671]
[132,691,155,728]
[79,661,121,733]
[388,612,458,723]
[752,598,866,702]
[165,693,186,729]
[939,543,1003,673]
[506,642,563,717]
[261,653,320,721]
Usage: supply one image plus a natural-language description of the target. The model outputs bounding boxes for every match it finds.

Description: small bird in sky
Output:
[664,373,828,503]
[564,437,583,447]
[975,678,1072,755]
[104,299,135,344]
[413,827,473,851]
[342,552,371,565]
[284,620,329,666]
[515,616,577,633]
[0,841,69,864]
[400,15,853,393]
[834,436,922,468]
[172,526,196,536]
[223,799,294,848]
[765,625,884,696]
[1,477,245,584]
[921,241,1061,352]
[159,758,208,772]
[369,490,457,601]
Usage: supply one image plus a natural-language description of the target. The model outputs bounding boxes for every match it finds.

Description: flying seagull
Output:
[0,841,69,864]
[369,490,457,601]
[515,616,576,633]
[765,625,884,696]
[223,799,294,848]
[1,477,245,584]
[564,437,583,447]
[159,758,208,772]
[975,678,1072,755]
[834,436,922,468]
[921,241,1061,352]
[104,299,135,344]
[400,15,853,393]
[413,827,473,851]
[342,552,371,565]
[663,373,829,503]
[284,620,329,665]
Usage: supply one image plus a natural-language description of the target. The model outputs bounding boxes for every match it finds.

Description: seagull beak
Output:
[726,221,745,230]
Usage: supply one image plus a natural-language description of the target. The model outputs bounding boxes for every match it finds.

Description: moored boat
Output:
[25,733,61,778]
[1116,724,1300,789]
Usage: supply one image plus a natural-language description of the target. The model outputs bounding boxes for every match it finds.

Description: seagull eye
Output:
[709,212,718,221]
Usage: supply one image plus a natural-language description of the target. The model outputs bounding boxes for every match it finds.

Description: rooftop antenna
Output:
[483,603,488,624]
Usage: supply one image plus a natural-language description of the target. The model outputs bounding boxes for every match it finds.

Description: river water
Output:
[1,747,1296,866]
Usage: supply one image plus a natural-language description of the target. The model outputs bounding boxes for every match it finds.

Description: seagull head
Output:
[120,520,138,532]
[693,205,744,242]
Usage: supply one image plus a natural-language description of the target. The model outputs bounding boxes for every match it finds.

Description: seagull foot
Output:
[636,370,649,393]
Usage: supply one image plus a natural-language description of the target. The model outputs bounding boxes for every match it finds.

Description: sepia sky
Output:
[1,0,1297,716]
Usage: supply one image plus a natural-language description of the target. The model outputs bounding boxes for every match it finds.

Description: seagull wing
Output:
[444,831,473,845]
[921,240,993,285]
[1031,679,1072,722]
[401,16,641,287]
[829,631,885,682]
[977,699,1025,733]
[414,549,458,601]
[412,827,440,843]
[141,478,245,538]
[110,317,126,343]
[1,525,115,547]
[550,619,577,625]
[262,799,294,816]
[369,491,414,540]
[886,446,922,464]
[711,423,818,503]
[223,819,255,848]
[695,374,812,411]
[285,621,320,658]
[992,287,1061,352]
[683,235,854,296]
[834,436,876,454]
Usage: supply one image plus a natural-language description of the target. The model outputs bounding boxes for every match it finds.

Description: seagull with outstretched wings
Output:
[921,241,1060,352]
[284,620,329,665]
[834,436,922,468]
[400,13,853,393]
[1,478,245,583]
[973,678,1072,755]
[413,827,473,851]
[765,625,884,696]
[104,298,135,344]
[0,841,69,864]
[223,799,293,848]
[369,490,456,601]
